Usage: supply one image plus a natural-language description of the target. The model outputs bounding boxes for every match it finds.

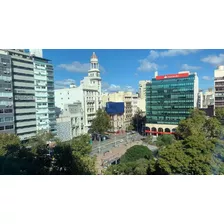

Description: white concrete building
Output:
[198,88,214,109]
[137,80,151,114]
[32,55,56,134]
[29,49,43,58]
[56,102,84,142]
[139,80,150,99]
[214,65,224,110]
[55,52,102,133]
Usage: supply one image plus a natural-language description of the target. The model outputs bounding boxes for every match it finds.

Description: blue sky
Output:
[43,49,224,92]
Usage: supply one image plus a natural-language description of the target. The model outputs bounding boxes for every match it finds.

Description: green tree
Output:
[120,145,152,163]
[0,133,21,156]
[105,158,149,175]
[215,107,224,124]
[126,124,134,132]
[148,141,191,175]
[91,108,111,134]
[156,134,176,148]
[52,135,96,175]
[132,108,146,133]
[71,134,92,155]
[143,135,153,145]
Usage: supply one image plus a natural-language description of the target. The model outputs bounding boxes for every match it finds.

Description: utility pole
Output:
[98,133,101,154]
[114,132,117,147]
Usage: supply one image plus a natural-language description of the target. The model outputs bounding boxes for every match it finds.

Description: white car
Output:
[120,139,124,143]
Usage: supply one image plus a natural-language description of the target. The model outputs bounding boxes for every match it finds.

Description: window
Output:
[5,117,13,122]
[0,118,4,123]
[0,109,3,113]
[4,109,12,113]
[0,126,4,130]
[5,125,13,130]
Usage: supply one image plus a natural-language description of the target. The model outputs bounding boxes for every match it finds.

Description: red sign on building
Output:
[156,73,189,80]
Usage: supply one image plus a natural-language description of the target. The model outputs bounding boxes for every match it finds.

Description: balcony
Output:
[14,81,34,88]
[13,60,34,69]
[35,75,47,81]
[48,110,55,114]
[16,114,36,121]
[16,126,36,134]
[16,108,36,113]
[13,67,34,75]
[16,120,36,127]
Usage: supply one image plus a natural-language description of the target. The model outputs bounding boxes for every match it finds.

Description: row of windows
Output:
[0,117,14,123]
[0,92,13,97]
[0,109,13,113]
[0,125,14,130]
[1,58,10,64]
[0,76,12,81]
[0,101,13,106]
[152,82,194,88]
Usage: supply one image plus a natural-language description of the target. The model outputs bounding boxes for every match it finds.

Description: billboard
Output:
[156,73,189,80]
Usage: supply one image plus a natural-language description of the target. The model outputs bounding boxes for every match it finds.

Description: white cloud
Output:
[137,49,199,73]
[55,78,76,89]
[181,64,201,71]
[102,82,136,93]
[137,59,159,72]
[202,76,212,81]
[58,61,106,73]
[148,50,160,60]
[124,85,136,93]
[160,49,200,57]
[201,54,224,66]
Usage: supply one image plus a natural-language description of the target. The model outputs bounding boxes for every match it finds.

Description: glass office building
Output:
[145,71,198,135]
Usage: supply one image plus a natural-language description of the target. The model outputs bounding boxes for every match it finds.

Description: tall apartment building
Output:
[139,80,151,99]
[146,71,199,135]
[6,49,37,140]
[0,51,15,134]
[56,103,84,142]
[214,66,224,110]
[102,91,138,129]
[55,52,102,133]
[138,80,151,114]
[32,55,56,134]
[198,88,214,109]
[0,49,56,140]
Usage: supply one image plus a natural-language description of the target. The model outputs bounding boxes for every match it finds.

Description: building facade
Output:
[56,103,84,142]
[0,51,15,134]
[214,65,224,110]
[198,88,214,109]
[102,91,138,130]
[105,102,125,133]
[55,52,102,133]
[146,71,199,135]
[6,49,37,140]
[139,80,151,99]
[32,56,56,134]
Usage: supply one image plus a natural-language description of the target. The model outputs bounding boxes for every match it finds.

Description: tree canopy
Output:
[0,132,96,175]
[148,109,222,175]
[91,108,111,134]
[120,145,153,163]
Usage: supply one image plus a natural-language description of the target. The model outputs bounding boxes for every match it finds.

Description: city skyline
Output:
[42,49,224,92]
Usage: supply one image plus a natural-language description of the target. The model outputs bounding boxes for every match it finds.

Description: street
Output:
[90,132,142,156]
